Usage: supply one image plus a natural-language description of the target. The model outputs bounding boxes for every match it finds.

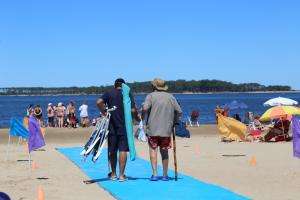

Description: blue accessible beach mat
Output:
[57,147,249,200]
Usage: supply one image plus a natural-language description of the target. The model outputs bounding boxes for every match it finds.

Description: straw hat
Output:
[151,78,168,91]
[34,106,42,117]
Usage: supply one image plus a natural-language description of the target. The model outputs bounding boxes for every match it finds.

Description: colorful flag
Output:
[292,117,300,158]
[28,116,45,152]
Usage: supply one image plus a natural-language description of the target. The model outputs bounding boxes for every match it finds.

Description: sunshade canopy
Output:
[260,106,300,122]
[263,97,298,107]
[223,100,248,110]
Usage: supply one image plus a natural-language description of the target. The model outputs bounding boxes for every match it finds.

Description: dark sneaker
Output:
[150,175,159,181]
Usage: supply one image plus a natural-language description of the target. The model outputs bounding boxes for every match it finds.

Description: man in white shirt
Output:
[79,102,89,127]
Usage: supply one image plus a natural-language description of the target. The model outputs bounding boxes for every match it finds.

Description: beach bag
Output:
[137,121,147,142]
[175,121,190,138]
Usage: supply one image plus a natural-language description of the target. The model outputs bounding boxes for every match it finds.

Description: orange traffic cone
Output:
[37,186,45,200]
[140,151,145,157]
[195,145,200,155]
[32,161,38,170]
[249,156,257,166]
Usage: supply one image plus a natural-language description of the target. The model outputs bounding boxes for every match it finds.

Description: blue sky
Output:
[0,0,299,88]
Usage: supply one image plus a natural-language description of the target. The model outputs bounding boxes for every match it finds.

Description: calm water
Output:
[1,92,300,128]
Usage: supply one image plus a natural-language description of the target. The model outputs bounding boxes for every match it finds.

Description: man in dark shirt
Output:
[97,78,140,182]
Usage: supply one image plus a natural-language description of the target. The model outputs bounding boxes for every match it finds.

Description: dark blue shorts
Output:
[108,134,129,153]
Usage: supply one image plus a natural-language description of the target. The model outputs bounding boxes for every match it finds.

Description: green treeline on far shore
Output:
[0,80,292,95]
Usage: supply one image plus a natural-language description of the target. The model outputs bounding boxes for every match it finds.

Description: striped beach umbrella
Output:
[260,106,300,122]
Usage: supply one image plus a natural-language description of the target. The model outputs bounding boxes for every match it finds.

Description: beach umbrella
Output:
[223,100,248,110]
[259,106,300,122]
[263,97,298,107]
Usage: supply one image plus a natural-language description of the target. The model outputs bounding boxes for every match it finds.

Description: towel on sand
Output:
[217,114,246,142]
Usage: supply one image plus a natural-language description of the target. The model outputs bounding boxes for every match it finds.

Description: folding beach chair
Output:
[81,106,117,163]
[187,110,200,127]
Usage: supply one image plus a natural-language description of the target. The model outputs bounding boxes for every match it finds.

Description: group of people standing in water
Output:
[47,101,90,128]
[47,102,77,128]
[27,101,90,128]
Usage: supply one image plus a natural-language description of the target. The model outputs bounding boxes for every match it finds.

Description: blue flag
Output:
[9,118,29,139]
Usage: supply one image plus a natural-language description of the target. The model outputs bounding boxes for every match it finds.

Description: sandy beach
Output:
[1,126,299,200]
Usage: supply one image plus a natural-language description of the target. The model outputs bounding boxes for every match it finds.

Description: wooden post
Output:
[5,135,11,161]
[172,127,178,181]
[28,149,31,171]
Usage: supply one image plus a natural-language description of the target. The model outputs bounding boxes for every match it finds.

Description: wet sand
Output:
[0,126,299,200]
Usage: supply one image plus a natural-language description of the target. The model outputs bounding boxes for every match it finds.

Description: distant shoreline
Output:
[0,90,299,97]
[0,79,292,96]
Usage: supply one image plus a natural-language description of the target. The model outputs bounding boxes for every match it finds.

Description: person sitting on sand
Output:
[96,78,140,182]
[233,114,241,122]
[253,115,265,130]
[142,78,182,181]
[263,117,291,142]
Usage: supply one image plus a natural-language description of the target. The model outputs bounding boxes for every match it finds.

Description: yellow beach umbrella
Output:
[260,106,300,122]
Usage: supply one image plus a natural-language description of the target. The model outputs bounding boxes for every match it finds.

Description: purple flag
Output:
[292,117,300,158]
[28,116,45,153]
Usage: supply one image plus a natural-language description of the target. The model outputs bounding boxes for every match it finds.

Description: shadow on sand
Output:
[83,176,181,184]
